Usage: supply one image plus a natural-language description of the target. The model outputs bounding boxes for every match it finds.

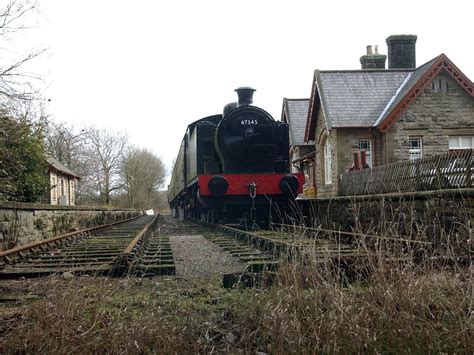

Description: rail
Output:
[0,216,140,266]
[119,214,159,266]
[217,224,310,258]
[270,223,433,245]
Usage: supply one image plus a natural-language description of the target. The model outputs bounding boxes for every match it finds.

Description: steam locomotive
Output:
[168,87,304,225]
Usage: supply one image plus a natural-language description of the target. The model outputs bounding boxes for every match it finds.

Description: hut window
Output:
[51,176,57,201]
[70,180,75,205]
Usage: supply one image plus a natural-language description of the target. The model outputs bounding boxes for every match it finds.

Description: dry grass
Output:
[1,278,195,354]
[239,258,472,353]
[2,257,471,354]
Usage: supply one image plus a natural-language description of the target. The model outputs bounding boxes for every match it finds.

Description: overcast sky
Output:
[11,0,474,179]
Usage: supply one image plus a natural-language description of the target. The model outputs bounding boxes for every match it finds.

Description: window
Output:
[305,160,315,187]
[409,137,423,160]
[51,176,57,202]
[70,181,75,205]
[431,78,449,92]
[449,136,474,150]
[358,139,372,167]
[324,138,332,184]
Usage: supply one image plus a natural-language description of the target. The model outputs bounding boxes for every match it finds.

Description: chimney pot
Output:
[360,45,386,70]
[386,34,417,69]
[375,45,379,54]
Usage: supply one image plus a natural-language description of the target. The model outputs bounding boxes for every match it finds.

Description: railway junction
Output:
[2,210,441,283]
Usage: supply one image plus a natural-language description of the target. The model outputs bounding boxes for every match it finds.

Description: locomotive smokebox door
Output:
[216,107,277,173]
[216,88,281,174]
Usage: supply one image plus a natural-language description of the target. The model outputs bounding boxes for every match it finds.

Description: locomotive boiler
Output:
[168,87,304,225]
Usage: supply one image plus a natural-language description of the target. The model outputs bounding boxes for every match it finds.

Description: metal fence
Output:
[339,149,473,196]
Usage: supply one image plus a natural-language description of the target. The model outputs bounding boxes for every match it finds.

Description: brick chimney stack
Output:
[386,34,417,69]
[360,44,387,69]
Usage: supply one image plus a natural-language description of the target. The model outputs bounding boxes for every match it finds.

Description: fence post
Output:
[467,149,472,188]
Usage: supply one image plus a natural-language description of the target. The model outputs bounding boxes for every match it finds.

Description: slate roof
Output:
[47,156,80,178]
[373,56,439,126]
[282,98,310,145]
[314,53,472,130]
[317,70,412,128]
[305,53,473,141]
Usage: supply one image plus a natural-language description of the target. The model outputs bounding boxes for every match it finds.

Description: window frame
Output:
[324,138,332,185]
[449,136,474,150]
[70,180,75,205]
[358,139,372,167]
[51,176,57,202]
[408,136,423,161]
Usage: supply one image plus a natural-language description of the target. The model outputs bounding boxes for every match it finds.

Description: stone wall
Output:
[314,105,339,197]
[336,128,375,172]
[385,72,474,163]
[0,201,142,251]
[300,188,473,241]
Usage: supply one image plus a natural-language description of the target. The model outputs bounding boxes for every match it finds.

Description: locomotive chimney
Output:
[235,87,256,106]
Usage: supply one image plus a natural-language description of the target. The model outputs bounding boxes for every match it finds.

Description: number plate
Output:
[240,119,258,126]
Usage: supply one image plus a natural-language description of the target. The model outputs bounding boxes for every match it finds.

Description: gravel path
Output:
[169,235,245,280]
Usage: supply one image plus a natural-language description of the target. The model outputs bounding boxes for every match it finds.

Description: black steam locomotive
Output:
[168,87,304,224]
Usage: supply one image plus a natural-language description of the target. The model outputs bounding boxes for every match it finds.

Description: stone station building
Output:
[302,35,474,197]
[281,98,317,196]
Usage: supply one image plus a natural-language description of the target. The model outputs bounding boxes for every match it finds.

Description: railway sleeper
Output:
[223,271,278,289]
[10,262,112,269]
[20,257,117,265]
[131,264,176,277]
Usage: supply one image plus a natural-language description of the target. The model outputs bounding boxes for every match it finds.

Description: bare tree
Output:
[121,147,166,208]
[43,121,87,168]
[86,127,128,205]
[0,0,45,105]
[0,1,51,204]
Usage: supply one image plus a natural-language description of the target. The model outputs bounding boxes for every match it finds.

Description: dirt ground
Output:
[170,234,245,279]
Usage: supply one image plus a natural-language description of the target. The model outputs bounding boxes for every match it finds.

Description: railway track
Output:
[203,222,439,286]
[0,215,443,282]
[0,215,175,279]
[207,224,360,274]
